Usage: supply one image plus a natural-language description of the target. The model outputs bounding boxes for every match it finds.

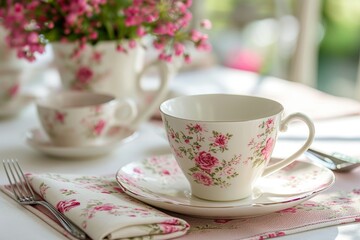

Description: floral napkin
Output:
[2,173,189,240]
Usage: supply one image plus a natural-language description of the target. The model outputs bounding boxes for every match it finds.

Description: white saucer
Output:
[26,126,138,158]
[0,94,36,118]
[116,155,335,218]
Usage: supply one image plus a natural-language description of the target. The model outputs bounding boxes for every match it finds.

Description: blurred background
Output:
[191,0,360,99]
[1,0,359,100]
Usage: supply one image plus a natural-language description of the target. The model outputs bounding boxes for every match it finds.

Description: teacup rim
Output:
[159,93,284,123]
[36,90,116,109]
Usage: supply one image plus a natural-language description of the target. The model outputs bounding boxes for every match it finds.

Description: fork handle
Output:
[37,201,87,239]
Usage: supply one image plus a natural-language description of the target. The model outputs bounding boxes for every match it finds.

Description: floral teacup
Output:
[160,94,315,201]
[36,91,137,147]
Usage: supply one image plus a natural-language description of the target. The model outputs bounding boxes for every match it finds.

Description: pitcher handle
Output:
[132,60,172,129]
[262,113,315,177]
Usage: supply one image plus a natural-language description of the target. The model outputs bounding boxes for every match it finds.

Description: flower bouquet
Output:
[0,0,211,62]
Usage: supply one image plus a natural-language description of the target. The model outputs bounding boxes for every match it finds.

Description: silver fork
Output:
[3,159,87,239]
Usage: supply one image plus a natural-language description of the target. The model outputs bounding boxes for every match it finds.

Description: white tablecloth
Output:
[1,66,360,240]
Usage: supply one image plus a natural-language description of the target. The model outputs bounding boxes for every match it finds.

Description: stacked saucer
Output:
[26,126,137,158]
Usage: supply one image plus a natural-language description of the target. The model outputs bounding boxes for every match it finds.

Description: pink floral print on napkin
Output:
[25,173,189,240]
[56,199,80,213]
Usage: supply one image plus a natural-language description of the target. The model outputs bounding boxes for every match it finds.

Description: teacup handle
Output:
[132,60,172,128]
[262,113,315,177]
[113,99,138,127]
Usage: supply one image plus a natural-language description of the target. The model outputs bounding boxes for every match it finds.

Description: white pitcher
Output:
[51,41,174,129]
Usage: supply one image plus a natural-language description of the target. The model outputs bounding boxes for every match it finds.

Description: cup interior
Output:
[37,91,114,109]
[160,94,283,121]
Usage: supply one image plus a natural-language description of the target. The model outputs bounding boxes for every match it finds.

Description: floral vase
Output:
[51,41,174,129]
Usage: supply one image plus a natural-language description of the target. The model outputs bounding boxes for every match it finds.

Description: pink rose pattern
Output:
[165,121,240,188]
[247,118,276,167]
[164,119,275,187]
[27,174,189,236]
[56,48,109,91]
[41,105,109,140]
[142,155,182,179]
[56,199,81,213]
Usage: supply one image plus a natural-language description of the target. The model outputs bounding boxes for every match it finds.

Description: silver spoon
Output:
[305,148,360,172]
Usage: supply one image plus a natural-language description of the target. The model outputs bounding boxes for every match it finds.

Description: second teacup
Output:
[36,91,137,147]
[160,94,315,201]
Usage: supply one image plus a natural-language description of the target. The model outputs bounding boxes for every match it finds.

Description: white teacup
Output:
[160,94,315,201]
[0,69,22,106]
[36,91,137,147]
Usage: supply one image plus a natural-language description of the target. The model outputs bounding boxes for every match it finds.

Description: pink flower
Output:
[0,0,209,63]
[136,26,146,37]
[128,39,137,48]
[192,172,213,186]
[93,119,106,135]
[194,124,202,132]
[184,54,191,63]
[27,33,39,44]
[222,166,235,176]
[56,199,80,213]
[174,42,185,56]
[200,19,212,29]
[8,83,19,97]
[161,225,179,234]
[94,204,115,211]
[261,138,274,160]
[116,44,126,53]
[162,218,180,225]
[76,66,93,84]
[162,169,170,175]
[214,134,228,148]
[133,167,143,174]
[195,151,219,171]
[55,111,66,124]
[266,118,274,129]
[190,29,202,42]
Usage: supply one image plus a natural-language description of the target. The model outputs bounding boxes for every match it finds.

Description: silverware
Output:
[3,159,87,239]
[305,148,360,172]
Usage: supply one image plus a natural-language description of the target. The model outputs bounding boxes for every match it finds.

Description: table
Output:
[1,66,360,240]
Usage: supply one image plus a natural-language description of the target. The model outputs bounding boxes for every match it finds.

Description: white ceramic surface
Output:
[26,126,137,158]
[116,154,334,219]
[0,94,35,117]
[160,94,315,201]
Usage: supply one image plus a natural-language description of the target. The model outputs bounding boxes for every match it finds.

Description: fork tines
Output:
[3,159,35,202]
